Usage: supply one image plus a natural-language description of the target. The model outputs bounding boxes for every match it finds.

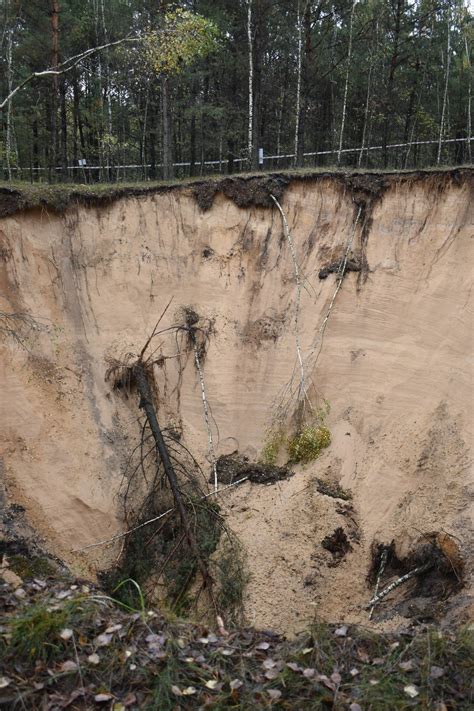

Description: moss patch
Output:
[287,424,331,464]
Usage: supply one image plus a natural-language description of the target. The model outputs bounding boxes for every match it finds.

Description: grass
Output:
[0,164,471,217]
[0,576,473,710]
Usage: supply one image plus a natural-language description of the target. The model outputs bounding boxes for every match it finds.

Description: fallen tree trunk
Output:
[134,363,215,601]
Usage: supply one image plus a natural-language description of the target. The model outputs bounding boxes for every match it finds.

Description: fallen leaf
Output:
[95,633,113,646]
[399,660,415,672]
[263,658,276,670]
[430,666,445,679]
[229,679,243,691]
[350,668,359,677]
[303,668,316,678]
[335,626,348,637]
[55,590,71,600]
[182,687,197,696]
[60,660,78,672]
[87,653,100,665]
[267,689,282,701]
[205,680,219,690]
[256,641,270,650]
[286,662,301,672]
[350,704,362,711]
[404,684,419,698]
[221,648,234,656]
[369,680,379,686]
[331,671,342,685]
[94,693,114,702]
[372,657,385,666]
[105,624,123,633]
[0,678,11,689]
[265,669,279,680]
[171,686,182,696]
[302,647,314,654]
[59,628,73,640]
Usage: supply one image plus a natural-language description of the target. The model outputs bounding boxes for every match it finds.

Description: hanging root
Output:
[0,310,50,351]
[270,194,309,408]
[176,306,219,492]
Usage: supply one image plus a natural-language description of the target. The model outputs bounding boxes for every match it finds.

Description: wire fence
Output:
[5,136,472,183]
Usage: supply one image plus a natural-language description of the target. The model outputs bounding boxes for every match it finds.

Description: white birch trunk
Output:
[337,0,356,165]
[437,11,450,164]
[465,36,472,163]
[5,26,13,180]
[247,0,254,167]
[358,62,372,167]
[294,1,303,166]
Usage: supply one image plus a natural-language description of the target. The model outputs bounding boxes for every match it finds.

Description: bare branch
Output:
[0,36,141,110]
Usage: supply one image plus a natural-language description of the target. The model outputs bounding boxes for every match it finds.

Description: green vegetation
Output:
[1,578,472,710]
[8,554,58,580]
[0,1,471,181]
[214,538,250,624]
[287,424,331,464]
[260,428,286,466]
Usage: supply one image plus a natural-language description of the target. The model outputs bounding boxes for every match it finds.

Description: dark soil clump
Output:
[213,455,293,486]
[321,527,352,565]
[318,257,362,280]
[194,175,290,211]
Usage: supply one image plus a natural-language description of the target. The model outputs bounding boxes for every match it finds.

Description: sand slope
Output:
[0,172,472,630]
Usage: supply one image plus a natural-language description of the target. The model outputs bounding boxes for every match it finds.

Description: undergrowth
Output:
[1,577,472,710]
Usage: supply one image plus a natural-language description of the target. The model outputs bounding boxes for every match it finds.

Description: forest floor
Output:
[0,165,470,217]
[0,572,472,710]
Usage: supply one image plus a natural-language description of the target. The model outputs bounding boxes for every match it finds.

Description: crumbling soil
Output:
[321,527,352,564]
[213,455,293,486]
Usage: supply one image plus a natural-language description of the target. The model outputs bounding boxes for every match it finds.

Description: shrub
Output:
[286,425,331,464]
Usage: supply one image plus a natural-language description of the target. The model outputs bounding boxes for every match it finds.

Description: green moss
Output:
[214,539,250,624]
[260,428,285,465]
[287,424,331,464]
[9,554,58,580]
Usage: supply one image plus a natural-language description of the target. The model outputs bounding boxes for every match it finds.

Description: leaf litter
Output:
[0,576,472,709]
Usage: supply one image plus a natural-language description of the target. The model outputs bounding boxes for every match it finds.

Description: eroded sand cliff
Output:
[1,170,472,632]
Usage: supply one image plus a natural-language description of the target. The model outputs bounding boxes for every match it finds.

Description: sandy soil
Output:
[0,172,472,631]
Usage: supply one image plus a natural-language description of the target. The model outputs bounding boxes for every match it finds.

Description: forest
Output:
[0,0,472,182]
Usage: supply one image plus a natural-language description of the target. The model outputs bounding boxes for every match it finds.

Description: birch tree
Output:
[437,8,451,164]
[294,1,303,166]
[337,0,356,165]
[247,0,254,168]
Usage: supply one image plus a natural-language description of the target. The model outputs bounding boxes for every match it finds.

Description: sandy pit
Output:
[0,170,472,633]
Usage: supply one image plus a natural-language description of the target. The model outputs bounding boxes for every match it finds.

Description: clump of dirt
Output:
[368,534,465,623]
[213,454,293,486]
[321,527,352,565]
[243,312,285,346]
[316,478,352,500]
[318,256,362,280]
[193,175,290,211]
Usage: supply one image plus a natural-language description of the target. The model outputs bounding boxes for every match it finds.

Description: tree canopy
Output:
[0,0,472,182]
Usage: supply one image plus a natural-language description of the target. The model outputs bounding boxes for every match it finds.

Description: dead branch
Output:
[71,475,249,553]
[369,547,388,620]
[365,562,432,609]
[0,311,49,351]
[0,36,141,110]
